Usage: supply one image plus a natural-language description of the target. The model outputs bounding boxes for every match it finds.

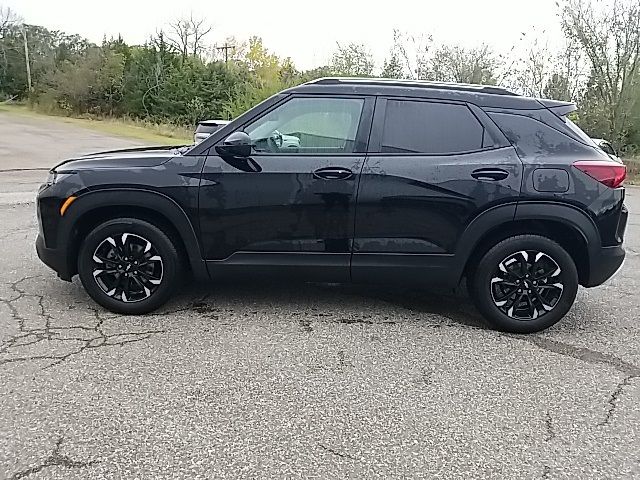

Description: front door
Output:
[199,95,373,281]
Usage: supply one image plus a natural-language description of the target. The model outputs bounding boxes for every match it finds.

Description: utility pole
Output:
[22,25,32,93]
[216,43,233,64]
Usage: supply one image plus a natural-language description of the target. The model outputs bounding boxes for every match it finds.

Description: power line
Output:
[216,43,233,63]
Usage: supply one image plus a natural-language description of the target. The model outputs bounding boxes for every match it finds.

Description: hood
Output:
[52,145,187,172]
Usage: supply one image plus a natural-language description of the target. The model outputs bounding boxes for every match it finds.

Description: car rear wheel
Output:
[78,218,181,314]
[468,235,579,333]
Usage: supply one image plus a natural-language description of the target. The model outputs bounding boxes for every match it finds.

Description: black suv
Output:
[36,78,627,333]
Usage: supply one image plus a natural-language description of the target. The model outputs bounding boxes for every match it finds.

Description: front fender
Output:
[59,188,208,280]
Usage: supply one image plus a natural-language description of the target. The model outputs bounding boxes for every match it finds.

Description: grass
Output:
[624,157,640,185]
[0,103,192,145]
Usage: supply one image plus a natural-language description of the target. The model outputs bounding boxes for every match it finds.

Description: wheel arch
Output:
[458,202,599,286]
[59,189,208,280]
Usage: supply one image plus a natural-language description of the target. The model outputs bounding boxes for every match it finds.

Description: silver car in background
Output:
[194,120,231,143]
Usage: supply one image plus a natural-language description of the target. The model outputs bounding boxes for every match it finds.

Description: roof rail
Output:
[307,77,517,96]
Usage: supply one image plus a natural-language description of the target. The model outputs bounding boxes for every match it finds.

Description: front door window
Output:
[244,97,364,154]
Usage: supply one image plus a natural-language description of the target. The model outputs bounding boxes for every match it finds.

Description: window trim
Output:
[368,96,509,156]
[218,94,375,156]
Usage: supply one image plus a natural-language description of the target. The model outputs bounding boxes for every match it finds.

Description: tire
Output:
[78,218,182,314]
[468,235,579,333]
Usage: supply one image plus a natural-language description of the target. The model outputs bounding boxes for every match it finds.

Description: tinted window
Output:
[489,112,594,159]
[244,97,364,154]
[381,100,484,154]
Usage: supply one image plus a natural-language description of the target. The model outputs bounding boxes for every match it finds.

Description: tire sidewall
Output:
[78,218,179,314]
[470,236,579,333]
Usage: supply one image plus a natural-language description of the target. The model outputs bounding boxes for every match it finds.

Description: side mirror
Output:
[215,131,252,158]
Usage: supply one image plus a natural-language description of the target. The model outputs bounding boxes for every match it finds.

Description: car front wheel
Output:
[78,218,181,314]
[468,235,579,333]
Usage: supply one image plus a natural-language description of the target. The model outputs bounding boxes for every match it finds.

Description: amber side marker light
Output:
[59,196,77,216]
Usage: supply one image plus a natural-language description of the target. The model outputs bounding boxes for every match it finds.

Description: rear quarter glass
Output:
[487,112,596,160]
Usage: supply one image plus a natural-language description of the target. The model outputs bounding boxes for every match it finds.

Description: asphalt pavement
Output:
[0,111,639,479]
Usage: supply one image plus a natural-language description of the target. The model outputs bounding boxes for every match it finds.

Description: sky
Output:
[3,0,564,70]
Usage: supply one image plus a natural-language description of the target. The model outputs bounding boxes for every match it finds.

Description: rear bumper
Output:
[36,234,73,281]
[584,244,625,287]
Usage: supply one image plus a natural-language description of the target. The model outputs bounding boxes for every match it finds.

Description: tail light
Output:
[572,161,626,188]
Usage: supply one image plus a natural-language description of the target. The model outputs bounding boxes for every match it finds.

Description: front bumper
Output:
[36,234,73,281]
[584,244,625,287]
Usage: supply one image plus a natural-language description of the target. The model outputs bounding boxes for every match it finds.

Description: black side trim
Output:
[206,252,350,283]
[351,252,459,288]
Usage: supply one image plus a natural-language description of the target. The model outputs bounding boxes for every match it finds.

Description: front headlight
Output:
[45,171,74,186]
[45,171,57,186]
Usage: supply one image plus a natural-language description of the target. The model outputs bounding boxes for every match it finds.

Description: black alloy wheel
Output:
[469,235,579,333]
[78,218,181,314]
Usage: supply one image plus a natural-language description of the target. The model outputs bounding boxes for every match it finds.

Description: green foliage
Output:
[561,0,640,150]
[381,55,404,79]
[428,45,498,85]
[329,43,375,77]
[0,23,305,127]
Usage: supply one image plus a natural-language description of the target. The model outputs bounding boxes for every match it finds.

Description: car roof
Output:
[285,77,553,110]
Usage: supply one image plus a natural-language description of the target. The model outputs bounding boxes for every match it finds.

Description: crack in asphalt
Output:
[544,412,555,442]
[317,443,356,460]
[599,376,635,427]
[0,275,166,369]
[9,437,98,479]
[515,335,640,427]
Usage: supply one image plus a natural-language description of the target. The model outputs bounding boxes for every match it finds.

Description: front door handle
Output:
[471,168,509,181]
[313,167,353,180]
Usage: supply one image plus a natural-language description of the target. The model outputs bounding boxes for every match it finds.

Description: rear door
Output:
[351,97,523,286]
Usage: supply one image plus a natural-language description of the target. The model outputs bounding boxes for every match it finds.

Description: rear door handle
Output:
[471,168,509,181]
[313,167,353,180]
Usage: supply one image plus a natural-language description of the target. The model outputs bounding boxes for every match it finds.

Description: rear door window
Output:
[381,100,485,154]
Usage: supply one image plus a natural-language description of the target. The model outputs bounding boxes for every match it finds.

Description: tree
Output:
[381,30,406,79]
[0,6,18,33]
[383,30,432,80]
[0,7,20,98]
[428,44,499,85]
[561,0,640,148]
[329,43,374,77]
[165,15,212,60]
